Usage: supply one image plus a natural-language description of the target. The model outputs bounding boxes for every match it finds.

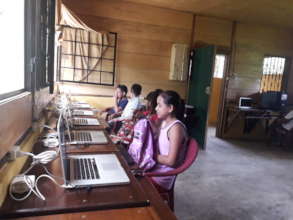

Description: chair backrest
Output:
[168,138,199,175]
[145,138,199,177]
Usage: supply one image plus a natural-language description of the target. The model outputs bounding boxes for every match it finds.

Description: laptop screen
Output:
[56,113,70,185]
[239,97,252,108]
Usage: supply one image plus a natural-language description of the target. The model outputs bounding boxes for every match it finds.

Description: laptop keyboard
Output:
[73,110,84,115]
[67,158,100,180]
[73,118,88,125]
[73,132,92,142]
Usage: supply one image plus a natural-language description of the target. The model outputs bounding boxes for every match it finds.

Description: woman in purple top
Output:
[151,90,187,190]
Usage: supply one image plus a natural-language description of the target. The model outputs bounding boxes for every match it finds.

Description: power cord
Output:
[9,173,65,201]
[14,150,58,166]
[9,175,44,201]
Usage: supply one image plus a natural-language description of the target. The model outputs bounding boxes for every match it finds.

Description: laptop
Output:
[71,103,91,109]
[56,113,129,189]
[72,109,94,116]
[239,97,253,109]
[69,130,108,145]
[60,146,130,188]
[72,117,100,126]
[61,111,108,145]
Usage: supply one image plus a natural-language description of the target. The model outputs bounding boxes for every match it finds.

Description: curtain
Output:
[56,2,110,82]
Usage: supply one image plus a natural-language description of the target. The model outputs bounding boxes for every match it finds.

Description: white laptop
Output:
[60,147,130,188]
[72,109,94,116]
[239,97,253,109]
[72,117,100,126]
[71,103,91,109]
[61,110,107,145]
[57,113,129,189]
[69,130,108,145]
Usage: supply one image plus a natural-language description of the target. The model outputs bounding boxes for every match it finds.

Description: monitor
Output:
[260,91,283,110]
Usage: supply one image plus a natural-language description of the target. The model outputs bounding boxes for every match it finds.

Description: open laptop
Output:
[239,97,253,109]
[72,117,100,126]
[69,130,108,145]
[60,146,130,188]
[62,111,108,145]
[72,109,94,116]
[57,114,129,189]
[71,103,91,109]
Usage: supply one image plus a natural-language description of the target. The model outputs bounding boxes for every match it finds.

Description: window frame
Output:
[260,55,291,93]
[57,29,117,87]
[0,0,26,100]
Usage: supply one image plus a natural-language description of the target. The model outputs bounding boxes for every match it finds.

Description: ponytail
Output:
[159,90,185,121]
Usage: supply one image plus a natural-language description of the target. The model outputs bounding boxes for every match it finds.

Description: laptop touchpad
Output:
[101,162,118,171]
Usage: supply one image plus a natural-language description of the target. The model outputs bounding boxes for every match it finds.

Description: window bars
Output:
[260,56,286,93]
[58,27,117,86]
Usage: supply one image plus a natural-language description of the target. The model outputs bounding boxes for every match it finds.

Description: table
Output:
[224,105,281,134]
[0,112,176,220]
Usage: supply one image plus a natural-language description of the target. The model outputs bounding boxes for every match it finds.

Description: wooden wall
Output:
[0,93,32,159]
[61,0,194,98]
[58,1,293,107]
[227,23,293,101]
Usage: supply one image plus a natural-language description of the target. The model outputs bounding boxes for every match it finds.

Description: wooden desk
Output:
[0,115,176,220]
[224,105,280,133]
[15,207,162,220]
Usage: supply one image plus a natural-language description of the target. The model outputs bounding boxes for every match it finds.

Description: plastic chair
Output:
[145,138,199,211]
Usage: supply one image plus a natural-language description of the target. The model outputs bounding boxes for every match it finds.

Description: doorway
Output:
[207,54,228,137]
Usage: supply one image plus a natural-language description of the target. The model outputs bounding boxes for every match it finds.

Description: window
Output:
[27,0,55,91]
[0,1,25,97]
[213,54,226,78]
[260,56,286,93]
[57,27,117,86]
[0,0,55,100]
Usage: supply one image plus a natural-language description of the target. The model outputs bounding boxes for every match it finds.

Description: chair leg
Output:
[169,189,174,211]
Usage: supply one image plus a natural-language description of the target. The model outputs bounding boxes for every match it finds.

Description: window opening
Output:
[213,54,226,78]
[260,56,286,93]
[57,27,117,86]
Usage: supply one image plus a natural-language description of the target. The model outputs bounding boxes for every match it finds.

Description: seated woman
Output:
[113,89,162,145]
[102,84,128,120]
[150,90,188,190]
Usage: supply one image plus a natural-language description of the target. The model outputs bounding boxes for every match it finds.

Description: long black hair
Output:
[145,89,163,114]
[159,90,185,121]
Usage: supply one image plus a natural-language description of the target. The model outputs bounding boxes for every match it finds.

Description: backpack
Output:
[128,118,156,171]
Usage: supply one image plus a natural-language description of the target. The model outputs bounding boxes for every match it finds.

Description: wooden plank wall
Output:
[61,0,194,98]
[192,16,293,104]
[228,23,293,101]
[0,93,32,159]
[59,0,293,104]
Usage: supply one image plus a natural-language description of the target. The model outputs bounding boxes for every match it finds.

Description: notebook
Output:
[71,103,91,109]
[239,97,252,109]
[60,146,130,188]
[69,130,108,145]
[56,112,129,188]
[72,117,100,126]
[72,110,94,116]
[61,110,108,145]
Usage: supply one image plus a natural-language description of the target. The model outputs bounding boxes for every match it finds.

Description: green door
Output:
[187,46,215,149]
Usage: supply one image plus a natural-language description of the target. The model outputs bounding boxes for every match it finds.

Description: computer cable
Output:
[9,175,45,201]
[35,174,65,201]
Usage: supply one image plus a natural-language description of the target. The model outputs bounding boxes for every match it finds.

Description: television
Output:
[260,91,287,110]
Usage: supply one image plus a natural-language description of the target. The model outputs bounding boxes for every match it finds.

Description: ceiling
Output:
[124,0,293,29]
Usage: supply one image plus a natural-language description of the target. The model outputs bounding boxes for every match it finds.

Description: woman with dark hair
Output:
[112,89,162,145]
[151,90,187,190]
